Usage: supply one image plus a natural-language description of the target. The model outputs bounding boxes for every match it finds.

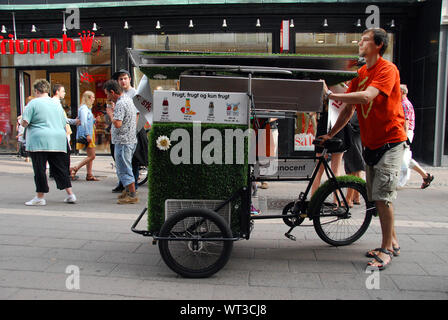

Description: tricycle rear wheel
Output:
[158,208,233,278]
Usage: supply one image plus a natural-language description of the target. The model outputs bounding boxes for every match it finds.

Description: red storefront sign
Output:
[0,30,98,59]
[0,85,11,143]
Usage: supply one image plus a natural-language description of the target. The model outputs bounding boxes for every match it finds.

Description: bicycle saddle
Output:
[313,137,343,152]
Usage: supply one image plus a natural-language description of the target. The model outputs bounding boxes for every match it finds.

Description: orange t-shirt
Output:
[347,57,407,150]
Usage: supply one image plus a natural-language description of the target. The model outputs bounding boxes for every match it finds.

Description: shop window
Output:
[133,32,272,89]
[0,69,17,153]
[295,32,394,61]
[133,33,272,53]
[77,66,111,154]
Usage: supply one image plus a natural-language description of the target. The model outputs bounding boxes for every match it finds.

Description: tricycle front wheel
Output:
[312,180,374,246]
[158,208,233,278]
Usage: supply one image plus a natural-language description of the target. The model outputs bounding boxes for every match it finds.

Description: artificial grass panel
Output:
[308,174,367,214]
[147,122,248,234]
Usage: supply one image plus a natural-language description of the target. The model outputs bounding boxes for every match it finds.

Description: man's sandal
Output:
[421,173,434,189]
[366,246,400,258]
[367,248,393,271]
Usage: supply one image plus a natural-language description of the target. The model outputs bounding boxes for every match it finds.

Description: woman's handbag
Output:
[76,136,88,146]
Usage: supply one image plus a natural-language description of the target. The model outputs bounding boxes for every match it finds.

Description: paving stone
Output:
[0,234,38,246]
[0,245,50,259]
[97,251,161,266]
[31,238,88,249]
[212,284,292,300]
[367,289,448,300]
[64,231,122,242]
[290,288,371,300]
[254,248,316,261]
[249,271,323,289]
[0,287,20,299]
[108,263,178,281]
[42,248,106,262]
[0,256,56,272]
[134,280,216,299]
[8,288,145,300]
[390,275,448,292]
[0,270,69,291]
[319,272,398,291]
[289,260,358,274]
[80,240,141,253]
[314,249,367,262]
[70,274,146,297]
[226,257,289,272]
[45,260,118,277]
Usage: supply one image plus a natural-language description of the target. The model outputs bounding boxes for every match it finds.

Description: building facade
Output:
[0,0,446,165]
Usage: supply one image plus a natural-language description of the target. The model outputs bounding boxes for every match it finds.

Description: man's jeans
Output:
[114,143,137,187]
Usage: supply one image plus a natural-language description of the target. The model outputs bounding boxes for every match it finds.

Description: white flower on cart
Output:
[156,135,171,151]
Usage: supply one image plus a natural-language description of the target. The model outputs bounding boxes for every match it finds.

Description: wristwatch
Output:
[324,89,333,100]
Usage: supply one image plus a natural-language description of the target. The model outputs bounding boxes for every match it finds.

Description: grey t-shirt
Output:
[111,94,137,145]
[124,87,139,114]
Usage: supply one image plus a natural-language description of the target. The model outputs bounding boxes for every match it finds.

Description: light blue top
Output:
[22,96,67,152]
[76,104,95,140]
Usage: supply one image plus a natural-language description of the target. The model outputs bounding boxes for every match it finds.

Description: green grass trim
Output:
[147,122,249,234]
[308,175,366,214]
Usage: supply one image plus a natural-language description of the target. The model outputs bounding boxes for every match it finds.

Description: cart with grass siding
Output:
[130,50,375,278]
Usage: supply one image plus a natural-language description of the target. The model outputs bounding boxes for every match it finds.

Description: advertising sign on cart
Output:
[254,158,316,179]
[153,90,249,125]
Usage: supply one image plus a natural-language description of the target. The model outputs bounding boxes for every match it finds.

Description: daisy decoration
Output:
[156,135,171,151]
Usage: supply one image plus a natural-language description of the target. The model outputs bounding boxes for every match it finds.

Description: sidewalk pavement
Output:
[0,154,447,300]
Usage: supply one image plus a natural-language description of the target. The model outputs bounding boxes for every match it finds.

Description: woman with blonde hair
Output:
[70,90,100,181]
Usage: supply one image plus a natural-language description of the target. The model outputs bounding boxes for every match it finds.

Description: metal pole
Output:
[12,12,16,40]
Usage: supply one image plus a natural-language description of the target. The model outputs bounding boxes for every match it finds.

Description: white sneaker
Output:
[64,194,77,203]
[25,197,46,206]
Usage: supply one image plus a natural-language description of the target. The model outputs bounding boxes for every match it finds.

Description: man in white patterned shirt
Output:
[104,80,138,204]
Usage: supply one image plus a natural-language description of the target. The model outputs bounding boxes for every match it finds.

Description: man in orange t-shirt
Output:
[318,28,407,271]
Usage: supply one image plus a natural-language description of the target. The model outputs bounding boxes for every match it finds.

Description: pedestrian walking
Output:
[70,91,100,181]
[104,80,138,204]
[21,79,76,205]
[398,84,434,189]
[49,84,80,179]
[343,111,365,207]
[318,28,407,270]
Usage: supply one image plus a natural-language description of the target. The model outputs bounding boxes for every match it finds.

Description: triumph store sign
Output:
[0,30,99,59]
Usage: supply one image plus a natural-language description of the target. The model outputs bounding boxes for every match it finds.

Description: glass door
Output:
[49,71,72,115]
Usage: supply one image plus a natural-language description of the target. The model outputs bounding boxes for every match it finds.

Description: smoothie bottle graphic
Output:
[226,104,231,116]
[162,97,169,115]
[185,98,191,114]
[208,101,214,116]
[232,103,240,116]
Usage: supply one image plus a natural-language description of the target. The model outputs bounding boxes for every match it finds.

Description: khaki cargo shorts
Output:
[365,142,405,203]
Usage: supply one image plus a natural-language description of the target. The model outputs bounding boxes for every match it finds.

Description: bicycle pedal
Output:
[284,233,296,241]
